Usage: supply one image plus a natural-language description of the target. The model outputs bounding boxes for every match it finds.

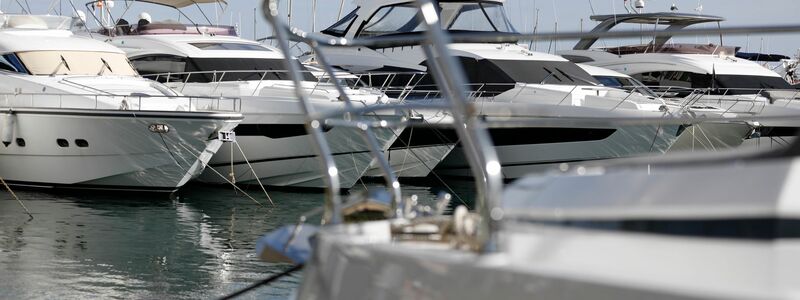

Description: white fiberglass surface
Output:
[0,14,72,30]
[18,51,137,77]
[359,2,515,37]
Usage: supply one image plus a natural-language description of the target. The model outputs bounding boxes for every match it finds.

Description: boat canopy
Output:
[327,0,516,38]
[0,14,72,31]
[574,13,725,50]
[736,52,791,62]
[90,0,226,9]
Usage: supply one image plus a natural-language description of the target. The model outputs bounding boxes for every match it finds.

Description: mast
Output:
[287,0,293,28]
[337,0,345,19]
[312,0,317,32]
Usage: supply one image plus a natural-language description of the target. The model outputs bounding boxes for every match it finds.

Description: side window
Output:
[0,54,21,73]
[633,72,662,86]
[130,55,187,82]
[660,71,693,89]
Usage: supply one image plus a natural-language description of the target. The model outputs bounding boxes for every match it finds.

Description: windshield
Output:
[18,51,137,76]
[595,75,659,98]
[359,1,515,37]
[322,8,359,37]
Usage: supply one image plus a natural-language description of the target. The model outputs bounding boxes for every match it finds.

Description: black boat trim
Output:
[1,179,178,193]
[234,124,333,139]
[209,150,373,168]
[526,218,800,240]
[391,127,616,148]
[758,126,800,137]
[7,109,243,120]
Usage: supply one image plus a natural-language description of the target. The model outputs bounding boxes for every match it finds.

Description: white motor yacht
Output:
[292,140,800,300]
[319,0,685,179]
[89,0,403,189]
[559,12,800,144]
[252,4,800,297]
[0,14,242,192]
[578,63,754,151]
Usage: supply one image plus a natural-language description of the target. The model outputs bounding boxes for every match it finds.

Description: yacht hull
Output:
[363,144,456,178]
[668,122,753,152]
[202,132,386,189]
[298,219,798,300]
[436,123,681,179]
[196,99,402,189]
[0,109,240,192]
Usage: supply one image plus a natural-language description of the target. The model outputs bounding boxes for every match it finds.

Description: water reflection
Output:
[0,179,476,299]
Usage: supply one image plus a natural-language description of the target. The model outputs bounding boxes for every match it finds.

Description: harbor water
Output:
[0,181,475,299]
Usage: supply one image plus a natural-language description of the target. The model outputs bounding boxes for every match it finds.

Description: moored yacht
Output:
[252,3,800,297]
[319,0,684,178]
[578,63,754,151]
[559,12,800,145]
[89,0,404,188]
[0,14,242,191]
[294,136,800,300]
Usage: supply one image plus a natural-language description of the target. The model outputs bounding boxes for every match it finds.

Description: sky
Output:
[6,0,800,56]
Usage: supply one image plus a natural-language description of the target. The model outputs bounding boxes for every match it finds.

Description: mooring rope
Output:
[0,177,33,219]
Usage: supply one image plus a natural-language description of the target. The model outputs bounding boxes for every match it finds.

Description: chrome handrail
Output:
[413,0,504,252]
[264,1,402,223]
[0,92,241,113]
[262,0,504,252]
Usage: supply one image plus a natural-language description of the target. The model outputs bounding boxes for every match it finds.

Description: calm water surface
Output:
[0,180,475,299]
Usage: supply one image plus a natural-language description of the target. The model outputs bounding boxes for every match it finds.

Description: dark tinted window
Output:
[595,76,625,87]
[0,54,26,74]
[131,55,187,81]
[134,56,316,83]
[183,58,317,83]
[490,60,599,86]
[190,43,271,51]
[322,8,359,37]
[57,139,69,147]
[633,71,792,95]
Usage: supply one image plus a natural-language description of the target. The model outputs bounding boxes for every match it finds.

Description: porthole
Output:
[75,139,89,148]
[15,138,25,147]
[57,139,69,147]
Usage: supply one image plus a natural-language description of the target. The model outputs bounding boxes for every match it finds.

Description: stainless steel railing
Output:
[262,0,504,252]
[0,92,241,113]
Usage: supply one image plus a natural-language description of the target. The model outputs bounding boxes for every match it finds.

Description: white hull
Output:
[196,97,402,189]
[297,154,800,300]
[362,144,455,178]
[667,122,752,153]
[0,109,240,191]
[299,219,800,300]
[201,131,389,189]
[437,123,680,178]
